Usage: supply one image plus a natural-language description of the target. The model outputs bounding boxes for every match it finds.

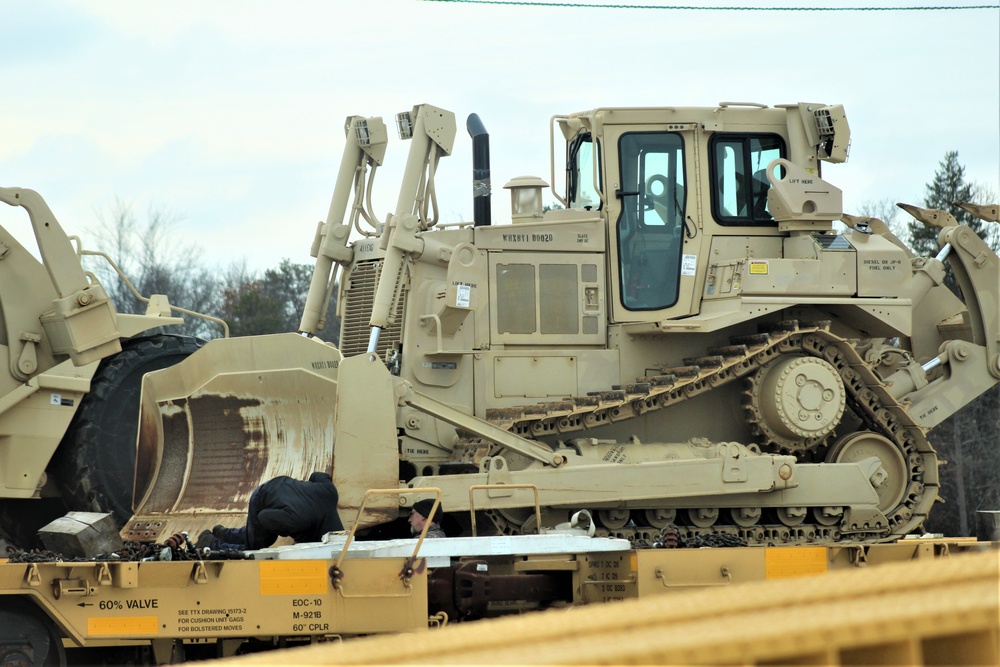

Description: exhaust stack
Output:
[467,113,491,227]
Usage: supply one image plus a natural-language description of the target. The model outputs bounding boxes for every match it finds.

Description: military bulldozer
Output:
[128,102,1000,548]
[0,188,210,547]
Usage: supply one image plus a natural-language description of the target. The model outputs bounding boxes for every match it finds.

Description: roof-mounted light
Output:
[396,111,414,140]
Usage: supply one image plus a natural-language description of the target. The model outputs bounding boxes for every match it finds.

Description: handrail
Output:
[76,244,230,338]
[654,565,732,588]
[333,487,443,573]
[550,115,569,208]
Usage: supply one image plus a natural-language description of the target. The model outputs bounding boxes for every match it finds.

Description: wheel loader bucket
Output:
[124,333,397,543]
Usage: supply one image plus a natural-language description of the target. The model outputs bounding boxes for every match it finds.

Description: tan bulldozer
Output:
[127,102,1000,547]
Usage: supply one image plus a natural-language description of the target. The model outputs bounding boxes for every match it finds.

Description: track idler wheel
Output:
[826,432,908,513]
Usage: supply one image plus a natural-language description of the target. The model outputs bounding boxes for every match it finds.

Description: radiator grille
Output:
[339,259,406,359]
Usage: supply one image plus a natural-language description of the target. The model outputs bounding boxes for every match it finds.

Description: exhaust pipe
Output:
[467,113,491,227]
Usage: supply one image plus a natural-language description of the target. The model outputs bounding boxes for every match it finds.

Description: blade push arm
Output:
[300,116,388,336]
[368,105,456,352]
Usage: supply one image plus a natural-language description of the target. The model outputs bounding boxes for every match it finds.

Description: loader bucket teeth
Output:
[954,201,1000,223]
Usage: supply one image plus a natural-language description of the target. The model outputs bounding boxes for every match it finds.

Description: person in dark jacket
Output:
[408,498,446,538]
[197,472,343,551]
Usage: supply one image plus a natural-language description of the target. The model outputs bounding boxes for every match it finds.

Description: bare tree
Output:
[82,199,222,339]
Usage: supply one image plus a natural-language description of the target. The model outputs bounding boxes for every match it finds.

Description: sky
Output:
[2,0,998,274]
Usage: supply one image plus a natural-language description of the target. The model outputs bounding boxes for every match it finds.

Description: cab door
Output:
[602,126,700,324]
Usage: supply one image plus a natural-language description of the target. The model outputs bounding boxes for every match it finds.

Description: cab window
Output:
[711,134,785,225]
[616,132,685,310]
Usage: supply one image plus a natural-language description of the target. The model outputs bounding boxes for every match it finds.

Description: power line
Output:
[422,1,999,10]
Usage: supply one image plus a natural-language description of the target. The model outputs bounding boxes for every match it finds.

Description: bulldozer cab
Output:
[557,104,846,326]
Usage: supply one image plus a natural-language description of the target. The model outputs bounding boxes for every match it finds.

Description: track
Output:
[456,320,938,546]
[52,334,205,525]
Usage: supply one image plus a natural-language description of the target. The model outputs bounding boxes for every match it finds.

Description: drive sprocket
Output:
[744,354,847,454]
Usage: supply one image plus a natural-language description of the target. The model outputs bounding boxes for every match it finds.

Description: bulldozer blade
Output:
[127,333,342,543]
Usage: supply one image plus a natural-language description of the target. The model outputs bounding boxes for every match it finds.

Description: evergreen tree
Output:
[908,151,983,295]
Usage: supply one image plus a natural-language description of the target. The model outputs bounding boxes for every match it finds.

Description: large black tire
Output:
[0,597,66,667]
[50,334,205,527]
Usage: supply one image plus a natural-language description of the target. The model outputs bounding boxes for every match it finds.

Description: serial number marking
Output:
[292,623,330,632]
[602,446,626,463]
[598,584,627,592]
[292,598,324,607]
[501,233,554,243]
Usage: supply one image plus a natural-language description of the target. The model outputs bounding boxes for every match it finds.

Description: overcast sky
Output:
[2,0,998,273]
